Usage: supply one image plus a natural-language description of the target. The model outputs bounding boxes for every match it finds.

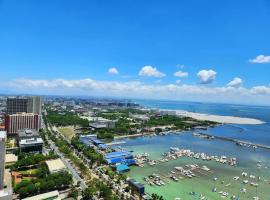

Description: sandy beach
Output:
[174,110,264,125]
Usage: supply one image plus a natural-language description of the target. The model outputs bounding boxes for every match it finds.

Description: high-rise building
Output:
[6,96,42,115]
[0,131,6,190]
[6,97,28,115]
[4,113,41,135]
[27,96,42,115]
[5,96,42,135]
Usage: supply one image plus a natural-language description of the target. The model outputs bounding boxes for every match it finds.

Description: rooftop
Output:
[19,138,44,146]
[116,164,130,172]
[128,179,145,190]
[21,190,60,200]
[5,154,18,163]
[9,112,38,116]
[46,159,66,173]
[18,129,39,138]
[0,131,6,140]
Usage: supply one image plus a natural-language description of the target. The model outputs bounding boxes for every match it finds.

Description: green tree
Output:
[68,186,79,199]
[82,187,96,200]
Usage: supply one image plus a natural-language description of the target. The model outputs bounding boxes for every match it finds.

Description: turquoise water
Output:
[119,101,270,199]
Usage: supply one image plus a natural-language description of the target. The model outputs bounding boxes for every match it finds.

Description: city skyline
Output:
[0,0,270,105]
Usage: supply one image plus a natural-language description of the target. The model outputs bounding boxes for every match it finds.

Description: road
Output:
[47,139,87,190]
[42,115,87,190]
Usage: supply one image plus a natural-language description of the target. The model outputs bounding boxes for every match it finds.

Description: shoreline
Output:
[159,109,265,125]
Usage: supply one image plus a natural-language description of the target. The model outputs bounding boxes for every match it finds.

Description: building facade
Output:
[0,131,6,190]
[6,97,28,115]
[6,96,42,115]
[18,129,43,153]
[27,96,42,115]
[4,113,41,135]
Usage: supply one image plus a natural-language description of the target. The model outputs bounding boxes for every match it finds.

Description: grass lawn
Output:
[20,169,39,175]
[58,126,76,140]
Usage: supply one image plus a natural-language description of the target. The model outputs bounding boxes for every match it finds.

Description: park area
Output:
[58,126,76,140]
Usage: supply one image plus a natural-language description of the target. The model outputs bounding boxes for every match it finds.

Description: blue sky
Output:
[0,0,270,105]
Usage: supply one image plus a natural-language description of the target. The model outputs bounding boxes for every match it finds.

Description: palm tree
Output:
[152,193,165,200]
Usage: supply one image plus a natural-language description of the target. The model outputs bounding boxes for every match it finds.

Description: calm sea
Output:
[120,100,270,199]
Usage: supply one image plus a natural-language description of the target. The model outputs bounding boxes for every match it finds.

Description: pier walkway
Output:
[195,133,270,150]
[106,141,126,146]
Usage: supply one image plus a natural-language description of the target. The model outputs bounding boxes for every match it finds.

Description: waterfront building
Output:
[116,164,130,173]
[4,113,41,135]
[18,129,43,152]
[0,131,6,190]
[159,110,177,116]
[127,179,145,197]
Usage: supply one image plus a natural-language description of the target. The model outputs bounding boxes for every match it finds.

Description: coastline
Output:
[159,109,265,125]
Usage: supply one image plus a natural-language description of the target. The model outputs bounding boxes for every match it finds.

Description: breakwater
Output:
[194,132,270,150]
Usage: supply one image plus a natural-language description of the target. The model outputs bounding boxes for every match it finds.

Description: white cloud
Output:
[3,78,270,105]
[174,70,189,78]
[108,67,119,75]
[197,69,217,84]
[249,55,270,64]
[176,80,181,84]
[227,77,243,88]
[250,86,270,95]
[139,66,166,78]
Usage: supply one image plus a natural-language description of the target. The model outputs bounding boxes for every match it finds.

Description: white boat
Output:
[242,172,248,177]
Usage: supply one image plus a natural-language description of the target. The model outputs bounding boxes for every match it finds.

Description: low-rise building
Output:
[21,190,61,200]
[18,129,43,152]
[158,110,177,116]
[129,114,150,121]
[45,159,67,174]
[128,179,145,197]
[5,154,18,166]
[88,117,115,129]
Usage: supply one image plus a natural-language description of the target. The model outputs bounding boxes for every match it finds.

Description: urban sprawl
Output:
[1,95,249,200]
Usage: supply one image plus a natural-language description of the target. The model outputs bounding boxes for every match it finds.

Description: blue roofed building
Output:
[98,143,107,149]
[105,151,133,159]
[91,139,104,146]
[116,164,130,173]
[128,179,145,196]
